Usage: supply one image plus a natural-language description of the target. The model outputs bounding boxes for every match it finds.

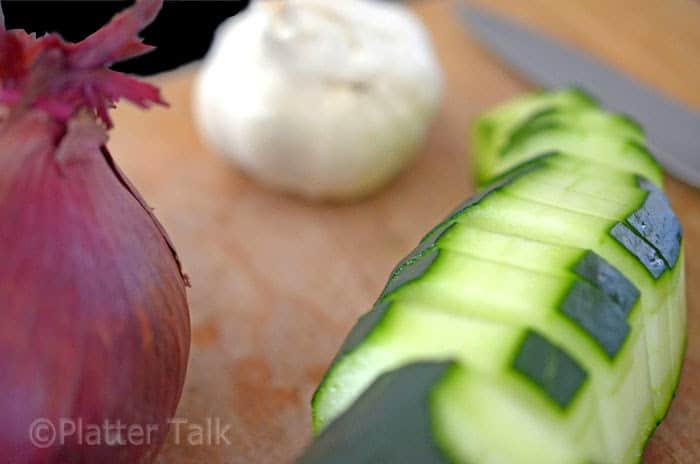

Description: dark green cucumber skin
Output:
[572,251,640,316]
[512,330,588,409]
[382,247,441,298]
[300,362,454,464]
[323,300,392,369]
[559,280,630,359]
[627,178,682,269]
[610,223,666,279]
[604,175,682,281]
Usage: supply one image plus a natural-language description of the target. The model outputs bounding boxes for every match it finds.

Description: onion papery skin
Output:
[0,1,190,461]
[0,0,193,454]
[0,110,190,464]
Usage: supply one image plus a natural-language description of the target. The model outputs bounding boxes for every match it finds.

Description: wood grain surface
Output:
[107,1,700,462]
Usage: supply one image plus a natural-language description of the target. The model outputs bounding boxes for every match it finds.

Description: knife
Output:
[455,3,700,188]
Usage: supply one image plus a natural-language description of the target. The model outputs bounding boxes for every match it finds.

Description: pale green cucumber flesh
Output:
[500,106,644,157]
[474,87,599,184]
[483,131,662,188]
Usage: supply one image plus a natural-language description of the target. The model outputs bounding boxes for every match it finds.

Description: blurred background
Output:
[2,0,250,74]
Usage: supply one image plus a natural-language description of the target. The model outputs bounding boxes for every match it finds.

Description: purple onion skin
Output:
[0,111,191,463]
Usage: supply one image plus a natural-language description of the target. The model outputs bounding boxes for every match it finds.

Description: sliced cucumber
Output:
[312,301,601,462]
[482,131,662,188]
[385,250,651,461]
[312,300,591,428]
[304,361,593,464]
[383,250,630,361]
[472,88,654,187]
[503,152,653,203]
[304,91,685,464]
[450,191,678,412]
[499,107,644,160]
[302,361,455,464]
[474,88,598,167]
[433,361,593,463]
[670,253,687,388]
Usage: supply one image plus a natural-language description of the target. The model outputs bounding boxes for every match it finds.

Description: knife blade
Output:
[455,3,700,187]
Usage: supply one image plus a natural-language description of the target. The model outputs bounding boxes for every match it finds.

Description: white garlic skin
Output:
[194,0,443,201]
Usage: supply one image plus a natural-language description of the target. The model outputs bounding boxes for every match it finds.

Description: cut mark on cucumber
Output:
[414,222,456,261]
[333,300,393,365]
[501,108,646,159]
[610,223,666,279]
[398,162,552,295]
[625,178,683,269]
[512,330,587,409]
[473,151,557,192]
[382,247,440,298]
[627,139,662,169]
[300,362,453,464]
[573,251,640,316]
[500,107,562,156]
[617,113,644,136]
[559,280,630,359]
[310,299,396,418]
[565,86,599,106]
[446,157,547,224]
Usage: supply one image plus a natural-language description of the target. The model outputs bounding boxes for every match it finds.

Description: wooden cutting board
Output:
[108,1,700,462]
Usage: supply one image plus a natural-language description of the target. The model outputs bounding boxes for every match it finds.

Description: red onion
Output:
[0,1,190,462]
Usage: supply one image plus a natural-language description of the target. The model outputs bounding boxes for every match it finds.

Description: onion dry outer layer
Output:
[0,1,191,463]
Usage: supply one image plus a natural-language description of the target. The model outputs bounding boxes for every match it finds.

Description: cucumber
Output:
[480,130,662,188]
[472,88,656,187]
[304,361,595,464]
[500,107,644,157]
[301,91,685,464]
[474,88,598,173]
[302,361,456,464]
[499,152,653,202]
[360,241,650,460]
[438,178,680,415]
[312,300,597,439]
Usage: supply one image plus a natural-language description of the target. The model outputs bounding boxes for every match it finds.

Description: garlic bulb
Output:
[194,0,443,200]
